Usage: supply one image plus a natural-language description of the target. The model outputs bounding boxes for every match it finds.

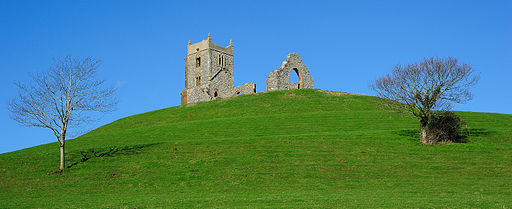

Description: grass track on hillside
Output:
[1,89,511,208]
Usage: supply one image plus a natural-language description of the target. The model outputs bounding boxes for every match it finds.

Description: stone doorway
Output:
[289,68,302,89]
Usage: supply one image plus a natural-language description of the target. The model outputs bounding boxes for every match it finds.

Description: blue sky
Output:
[1,0,511,154]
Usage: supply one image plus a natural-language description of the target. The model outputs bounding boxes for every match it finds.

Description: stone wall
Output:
[266,53,314,91]
[234,82,256,95]
[289,82,300,89]
[181,34,255,104]
[208,52,234,99]
[180,35,314,104]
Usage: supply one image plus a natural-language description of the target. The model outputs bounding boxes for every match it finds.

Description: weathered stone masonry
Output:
[180,34,313,104]
[266,53,314,91]
[180,34,255,104]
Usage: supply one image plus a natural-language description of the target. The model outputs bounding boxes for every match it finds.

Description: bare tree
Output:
[371,57,479,144]
[9,56,116,170]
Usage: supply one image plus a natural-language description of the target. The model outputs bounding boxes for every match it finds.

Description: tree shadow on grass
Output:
[463,128,494,137]
[394,128,493,143]
[394,129,421,143]
[67,143,161,169]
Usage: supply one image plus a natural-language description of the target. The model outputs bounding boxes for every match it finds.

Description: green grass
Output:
[1,89,511,208]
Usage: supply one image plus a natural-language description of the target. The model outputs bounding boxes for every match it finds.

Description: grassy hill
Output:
[1,89,511,208]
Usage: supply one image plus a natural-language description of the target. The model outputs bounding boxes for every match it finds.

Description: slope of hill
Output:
[1,89,511,208]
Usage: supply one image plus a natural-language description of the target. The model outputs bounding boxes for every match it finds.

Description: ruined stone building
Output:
[266,53,314,91]
[180,34,314,104]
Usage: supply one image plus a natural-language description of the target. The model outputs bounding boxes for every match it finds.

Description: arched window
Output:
[218,54,225,68]
[214,88,219,98]
[290,68,301,89]
[195,74,201,86]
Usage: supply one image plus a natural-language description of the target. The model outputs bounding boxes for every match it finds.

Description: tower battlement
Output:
[187,34,233,56]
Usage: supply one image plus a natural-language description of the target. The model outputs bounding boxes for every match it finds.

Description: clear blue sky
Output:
[1,0,511,154]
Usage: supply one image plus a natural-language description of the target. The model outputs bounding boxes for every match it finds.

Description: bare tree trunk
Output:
[371,57,479,145]
[59,139,65,170]
[8,56,117,171]
[420,124,429,145]
[419,118,433,145]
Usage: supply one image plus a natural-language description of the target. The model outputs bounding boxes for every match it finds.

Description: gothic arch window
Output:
[195,73,201,86]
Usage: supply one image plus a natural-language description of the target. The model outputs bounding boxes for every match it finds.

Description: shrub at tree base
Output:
[371,56,479,144]
[427,111,466,143]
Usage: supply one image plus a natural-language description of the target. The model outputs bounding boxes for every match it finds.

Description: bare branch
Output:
[371,56,479,144]
[8,55,117,170]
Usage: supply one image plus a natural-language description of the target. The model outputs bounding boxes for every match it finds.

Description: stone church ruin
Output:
[180,34,314,104]
[266,53,314,91]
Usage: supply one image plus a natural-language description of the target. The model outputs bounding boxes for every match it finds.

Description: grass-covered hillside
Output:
[1,89,511,208]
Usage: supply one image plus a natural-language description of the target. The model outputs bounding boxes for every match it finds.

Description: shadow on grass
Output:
[463,128,494,137]
[67,143,161,169]
[394,128,493,143]
[395,129,419,138]
[393,129,422,143]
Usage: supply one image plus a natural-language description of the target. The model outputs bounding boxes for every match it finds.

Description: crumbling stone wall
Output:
[234,82,256,95]
[184,84,211,103]
[266,53,314,91]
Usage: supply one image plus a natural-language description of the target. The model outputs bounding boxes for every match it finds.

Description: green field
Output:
[1,89,511,208]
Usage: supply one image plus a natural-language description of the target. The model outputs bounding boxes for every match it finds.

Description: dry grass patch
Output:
[283,91,305,98]
[318,89,365,96]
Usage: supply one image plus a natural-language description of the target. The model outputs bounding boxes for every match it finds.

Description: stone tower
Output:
[181,34,255,104]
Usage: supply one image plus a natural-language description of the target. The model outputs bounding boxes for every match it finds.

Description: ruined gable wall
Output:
[266,70,280,91]
[266,53,314,91]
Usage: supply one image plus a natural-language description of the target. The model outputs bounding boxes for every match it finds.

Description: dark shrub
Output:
[428,111,466,143]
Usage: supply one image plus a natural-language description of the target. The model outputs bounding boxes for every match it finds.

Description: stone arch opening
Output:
[214,88,219,98]
[289,68,302,89]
